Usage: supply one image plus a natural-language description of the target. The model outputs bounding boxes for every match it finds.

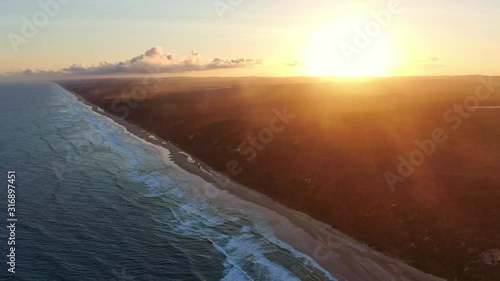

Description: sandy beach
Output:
[4,1,500,279]
[62,84,445,281]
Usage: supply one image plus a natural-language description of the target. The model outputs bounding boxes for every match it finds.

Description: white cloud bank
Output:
[8,47,263,76]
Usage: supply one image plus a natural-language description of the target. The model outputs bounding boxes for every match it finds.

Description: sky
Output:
[0,0,499,77]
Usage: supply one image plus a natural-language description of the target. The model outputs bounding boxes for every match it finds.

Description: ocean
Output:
[0,82,335,280]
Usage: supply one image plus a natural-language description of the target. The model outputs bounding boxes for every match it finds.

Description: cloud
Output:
[285,60,305,67]
[415,57,439,63]
[8,47,263,76]
[412,57,446,70]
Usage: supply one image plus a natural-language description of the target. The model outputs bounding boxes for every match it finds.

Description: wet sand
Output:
[61,84,444,281]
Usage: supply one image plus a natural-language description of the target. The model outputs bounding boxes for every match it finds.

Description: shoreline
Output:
[59,83,445,281]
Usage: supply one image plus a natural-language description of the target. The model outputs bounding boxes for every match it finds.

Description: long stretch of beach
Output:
[56,76,500,281]
[61,83,445,281]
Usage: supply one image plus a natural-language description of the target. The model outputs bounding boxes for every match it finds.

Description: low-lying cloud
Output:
[413,57,446,70]
[9,47,263,76]
[285,60,305,67]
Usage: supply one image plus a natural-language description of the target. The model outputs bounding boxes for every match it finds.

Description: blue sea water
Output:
[0,83,335,281]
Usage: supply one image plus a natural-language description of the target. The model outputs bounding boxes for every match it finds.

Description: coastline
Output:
[58,83,445,281]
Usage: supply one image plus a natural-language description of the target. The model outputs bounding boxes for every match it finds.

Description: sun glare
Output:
[302,18,397,77]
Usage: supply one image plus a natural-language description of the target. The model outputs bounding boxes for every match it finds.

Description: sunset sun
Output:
[2,1,500,280]
[302,18,397,77]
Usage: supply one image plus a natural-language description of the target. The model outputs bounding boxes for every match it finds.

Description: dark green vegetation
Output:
[60,76,500,281]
